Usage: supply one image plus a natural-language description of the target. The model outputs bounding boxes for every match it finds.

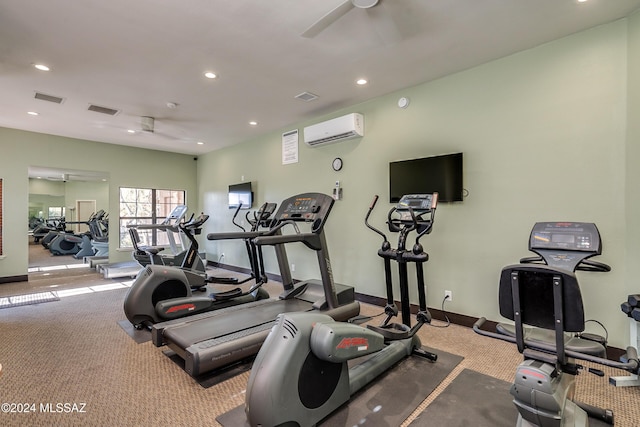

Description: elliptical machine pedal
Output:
[209,288,243,301]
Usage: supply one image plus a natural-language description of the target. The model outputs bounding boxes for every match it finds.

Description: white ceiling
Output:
[3,0,640,157]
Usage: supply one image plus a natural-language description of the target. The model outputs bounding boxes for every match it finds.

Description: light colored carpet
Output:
[0,247,638,426]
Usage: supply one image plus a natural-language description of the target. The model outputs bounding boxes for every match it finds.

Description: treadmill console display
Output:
[282,197,321,216]
[529,222,601,254]
[273,192,334,231]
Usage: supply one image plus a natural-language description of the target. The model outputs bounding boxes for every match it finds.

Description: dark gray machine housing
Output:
[150,192,361,377]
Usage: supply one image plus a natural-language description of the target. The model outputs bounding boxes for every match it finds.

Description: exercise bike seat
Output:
[129,228,164,254]
[495,323,606,358]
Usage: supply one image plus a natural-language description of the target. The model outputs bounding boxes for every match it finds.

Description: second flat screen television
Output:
[389,153,463,203]
[228,182,253,209]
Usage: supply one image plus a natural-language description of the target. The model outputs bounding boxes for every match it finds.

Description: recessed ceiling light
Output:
[197,141,204,145]
[249,121,258,126]
[27,111,39,116]
[577,0,588,2]
[356,78,368,85]
[204,71,217,79]
[127,129,136,134]
[34,64,50,71]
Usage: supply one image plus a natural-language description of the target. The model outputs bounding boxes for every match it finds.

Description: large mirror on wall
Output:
[28,166,110,270]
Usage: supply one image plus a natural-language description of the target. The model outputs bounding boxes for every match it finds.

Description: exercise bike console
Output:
[521,222,610,272]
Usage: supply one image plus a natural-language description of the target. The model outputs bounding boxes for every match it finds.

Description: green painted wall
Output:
[0,128,198,276]
[199,19,635,348]
[1,16,638,349]
[625,11,640,347]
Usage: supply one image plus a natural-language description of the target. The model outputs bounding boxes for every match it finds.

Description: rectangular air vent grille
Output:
[34,92,64,104]
[88,104,119,116]
[295,92,319,102]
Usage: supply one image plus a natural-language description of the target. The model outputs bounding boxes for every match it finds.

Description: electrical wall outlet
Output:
[291,263,295,272]
[444,290,452,302]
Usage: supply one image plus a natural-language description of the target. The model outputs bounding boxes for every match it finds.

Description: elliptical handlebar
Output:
[231,203,245,232]
[245,202,276,232]
[387,206,415,233]
[364,195,388,245]
[179,212,209,232]
[387,193,438,246]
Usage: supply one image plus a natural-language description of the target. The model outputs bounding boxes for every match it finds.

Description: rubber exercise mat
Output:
[409,368,611,427]
[409,368,517,427]
[216,346,463,427]
[117,319,151,344]
[165,349,255,388]
[0,291,59,309]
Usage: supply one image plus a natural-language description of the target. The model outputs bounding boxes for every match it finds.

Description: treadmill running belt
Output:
[162,298,312,348]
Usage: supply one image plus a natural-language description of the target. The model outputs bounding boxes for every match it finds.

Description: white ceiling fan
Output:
[132,115,193,141]
[302,0,403,43]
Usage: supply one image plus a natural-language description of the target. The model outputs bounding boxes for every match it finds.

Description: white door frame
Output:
[75,200,96,233]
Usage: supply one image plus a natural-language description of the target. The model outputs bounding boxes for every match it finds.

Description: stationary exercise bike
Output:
[127,205,198,269]
[496,222,612,358]
[123,204,275,329]
[474,262,639,426]
[475,223,636,426]
[244,193,439,427]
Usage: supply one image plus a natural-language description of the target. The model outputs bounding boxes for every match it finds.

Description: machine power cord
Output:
[427,295,451,328]
[579,318,609,344]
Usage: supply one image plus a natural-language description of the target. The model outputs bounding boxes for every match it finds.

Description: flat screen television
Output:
[228,182,253,209]
[389,152,463,203]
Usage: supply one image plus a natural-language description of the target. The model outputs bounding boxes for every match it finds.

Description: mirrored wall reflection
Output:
[28,166,109,269]
[0,178,3,256]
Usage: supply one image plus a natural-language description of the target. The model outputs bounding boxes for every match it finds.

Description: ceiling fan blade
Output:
[301,0,355,38]
[367,3,402,45]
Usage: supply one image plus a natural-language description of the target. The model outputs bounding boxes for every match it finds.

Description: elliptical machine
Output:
[205,201,277,286]
[123,203,275,329]
[243,193,439,427]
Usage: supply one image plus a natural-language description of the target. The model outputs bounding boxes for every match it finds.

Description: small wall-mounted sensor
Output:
[332,180,343,201]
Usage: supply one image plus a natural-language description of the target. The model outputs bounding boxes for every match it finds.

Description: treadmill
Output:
[151,192,361,377]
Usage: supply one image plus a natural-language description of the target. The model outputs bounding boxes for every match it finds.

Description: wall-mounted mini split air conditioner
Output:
[303,113,364,147]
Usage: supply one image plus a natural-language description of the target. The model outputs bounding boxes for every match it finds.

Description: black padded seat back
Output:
[128,228,144,253]
[498,264,585,333]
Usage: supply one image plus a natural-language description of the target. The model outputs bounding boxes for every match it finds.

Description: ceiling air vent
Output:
[88,104,119,116]
[34,92,65,104]
[295,92,319,102]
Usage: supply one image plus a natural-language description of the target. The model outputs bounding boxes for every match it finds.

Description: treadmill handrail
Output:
[254,233,322,251]
[254,232,315,245]
[260,220,300,237]
[207,231,264,240]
